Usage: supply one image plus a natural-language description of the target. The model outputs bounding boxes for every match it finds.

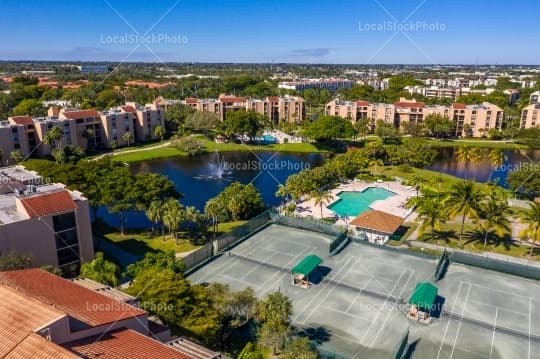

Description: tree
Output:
[185,111,220,133]
[415,196,447,245]
[164,103,195,133]
[9,150,23,164]
[311,189,333,219]
[507,167,540,198]
[0,251,31,271]
[257,291,293,355]
[220,110,265,140]
[154,124,165,142]
[51,145,85,164]
[302,115,355,142]
[174,136,205,156]
[183,206,208,244]
[205,198,227,238]
[125,251,184,278]
[109,140,118,151]
[206,283,258,348]
[79,252,120,287]
[102,166,135,236]
[162,198,183,242]
[123,132,133,147]
[487,149,506,180]
[146,200,163,236]
[281,337,318,359]
[12,98,46,117]
[446,181,485,247]
[44,125,64,150]
[518,203,540,257]
[475,195,511,247]
[424,114,455,139]
[208,182,265,221]
[95,88,123,109]
[238,342,264,359]
[355,118,370,140]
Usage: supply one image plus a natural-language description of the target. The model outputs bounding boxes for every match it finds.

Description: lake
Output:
[98,147,540,228]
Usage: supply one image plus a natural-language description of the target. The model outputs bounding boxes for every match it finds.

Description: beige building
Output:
[0,166,93,276]
[520,103,540,129]
[405,85,460,100]
[325,98,503,137]
[184,94,305,123]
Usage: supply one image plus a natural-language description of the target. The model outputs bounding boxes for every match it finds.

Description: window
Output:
[76,119,84,124]
[53,212,76,232]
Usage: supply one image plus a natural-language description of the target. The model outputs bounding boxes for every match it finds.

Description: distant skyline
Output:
[1,0,539,65]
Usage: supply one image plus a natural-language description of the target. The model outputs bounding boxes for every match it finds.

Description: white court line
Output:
[466,298,529,317]
[437,281,463,359]
[199,242,263,282]
[237,251,281,280]
[455,346,491,359]
[320,305,372,323]
[366,268,415,350]
[490,307,498,358]
[470,281,540,302]
[528,297,532,359]
[449,281,472,359]
[358,267,408,346]
[218,273,262,288]
[256,245,297,257]
[302,256,356,324]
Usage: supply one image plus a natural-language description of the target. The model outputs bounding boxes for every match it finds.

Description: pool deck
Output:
[294,180,417,224]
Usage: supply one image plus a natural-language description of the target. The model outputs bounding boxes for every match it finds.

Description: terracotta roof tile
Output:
[267,96,279,102]
[349,210,404,234]
[66,329,193,359]
[121,105,136,113]
[0,285,67,357]
[394,101,424,109]
[356,100,370,107]
[452,103,467,109]
[60,109,100,119]
[219,96,246,103]
[8,116,33,126]
[185,98,198,104]
[5,333,79,359]
[19,190,78,218]
[0,269,146,327]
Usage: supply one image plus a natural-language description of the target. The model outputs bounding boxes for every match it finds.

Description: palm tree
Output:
[415,196,448,245]
[44,125,63,150]
[145,200,163,236]
[475,196,511,247]
[311,190,333,219]
[446,181,485,247]
[162,199,183,242]
[123,132,133,147]
[154,125,164,143]
[205,198,226,238]
[487,148,506,180]
[518,203,540,257]
[10,150,23,164]
[80,252,120,287]
[455,146,482,179]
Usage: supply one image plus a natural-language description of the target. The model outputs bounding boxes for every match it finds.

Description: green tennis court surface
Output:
[188,224,540,359]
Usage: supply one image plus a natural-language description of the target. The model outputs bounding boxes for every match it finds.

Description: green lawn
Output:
[415,222,539,261]
[111,136,326,163]
[411,138,529,150]
[388,221,419,246]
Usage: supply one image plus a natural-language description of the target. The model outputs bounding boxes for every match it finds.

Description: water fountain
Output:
[203,150,231,179]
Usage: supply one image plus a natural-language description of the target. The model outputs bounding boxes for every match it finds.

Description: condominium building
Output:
[325,98,503,137]
[278,78,354,92]
[0,268,222,358]
[2,102,165,162]
[405,85,460,100]
[530,91,540,105]
[0,166,93,276]
[520,103,540,129]
[183,94,305,123]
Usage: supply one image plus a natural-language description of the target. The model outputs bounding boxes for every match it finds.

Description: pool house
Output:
[349,210,404,244]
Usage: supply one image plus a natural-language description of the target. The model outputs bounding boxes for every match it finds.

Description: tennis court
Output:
[188,223,540,358]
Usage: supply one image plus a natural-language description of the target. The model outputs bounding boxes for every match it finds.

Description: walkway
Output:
[91,141,171,161]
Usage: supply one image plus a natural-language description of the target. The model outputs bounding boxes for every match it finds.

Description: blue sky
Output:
[0,0,539,64]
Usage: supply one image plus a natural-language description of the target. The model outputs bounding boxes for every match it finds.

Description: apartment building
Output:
[325,98,503,137]
[0,268,222,358]
[0,166,93,276]
[278,78,354,92]
[451,102,504,137]
[520,103,540,129]
[183,94,305,123]
[2,102,165,162]
[530,90,540,105]
[404,85,460,100]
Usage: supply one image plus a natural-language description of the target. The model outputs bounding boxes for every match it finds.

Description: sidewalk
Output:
[91,141,171,161]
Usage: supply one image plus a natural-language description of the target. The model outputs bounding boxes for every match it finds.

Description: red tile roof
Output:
[452,103,467,109]
[19,190,78,218]
[394,101,424,108]
[5,333,79,359]
[0,269,146,327]
[356,100,370,107]
[121,105,136,113]
[0,285,67,357]
[185,98,198,104]
[219,96,246,103]
[8,116,33,126]
[66,329,193,359]
[60,109,100,119]
[267,96,279,102]
[349,210,404,234]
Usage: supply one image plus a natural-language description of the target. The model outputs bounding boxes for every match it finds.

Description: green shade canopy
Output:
[291,255,323,276]
[409,282,438,310]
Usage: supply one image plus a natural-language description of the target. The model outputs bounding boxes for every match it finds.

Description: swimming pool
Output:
[327,187,396,217]
[262,134,277,143]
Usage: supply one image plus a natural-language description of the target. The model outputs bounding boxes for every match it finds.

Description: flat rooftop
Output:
[188,223,540,359]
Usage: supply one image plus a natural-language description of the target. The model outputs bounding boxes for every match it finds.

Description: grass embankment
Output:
[409,138,529,150]
[112,136,326,163]
[96,220,247,256]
